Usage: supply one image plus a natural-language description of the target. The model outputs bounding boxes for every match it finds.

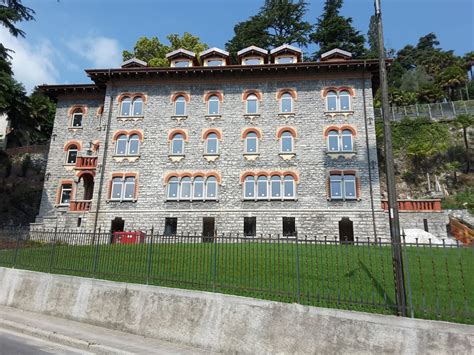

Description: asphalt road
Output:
[0,328,89,355]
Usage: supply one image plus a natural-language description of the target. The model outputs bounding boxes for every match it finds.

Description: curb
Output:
[0,319,132,355]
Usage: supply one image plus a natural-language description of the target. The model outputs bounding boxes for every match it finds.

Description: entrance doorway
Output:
[202,217,215,243]
[111,217,124,243]
[81,173,94,200]
[339,217,354,243]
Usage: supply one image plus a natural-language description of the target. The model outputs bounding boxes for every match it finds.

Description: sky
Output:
[1,0,473,92]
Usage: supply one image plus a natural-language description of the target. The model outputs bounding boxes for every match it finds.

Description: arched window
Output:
[180,177,192,200]
[174,95,186,116]
[66,144,78,164]
[283,175,295,199]
[128,134,140,155]
[244,176,255,198]
[280,92,293,113]
[280,131,294,153]
[271,175,281,198]
[193,176,204,199]
[244,131,258,154]
[167,177,179,200]
[339,90,351,111]
[326,91,338,111]
[208,95,220,115]
[205,132,219,154]
[132,97,143,116]
[72,108,83,127]
[115,134,128,155]
[120,97,132,116]
[257,176,268,199]
[246,93,258,114]
[170,133,184,155]
[327,129,354,152]
[206,176,217,199]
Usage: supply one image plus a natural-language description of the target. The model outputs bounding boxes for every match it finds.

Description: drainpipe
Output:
[93,70,114,234]
[362,61,377,240]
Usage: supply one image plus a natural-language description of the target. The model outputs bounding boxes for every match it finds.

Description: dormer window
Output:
[200,48,230,67]
[206,59,224,66]
[244,58,261,65]
[270,44,302,64]
[275,56,295,64]
[237,46,267,65]
[166,48,197,67]
[173,60,191,68]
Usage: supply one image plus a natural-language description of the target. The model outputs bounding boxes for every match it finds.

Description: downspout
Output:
[362,61,378,240]
[93,69,114,233]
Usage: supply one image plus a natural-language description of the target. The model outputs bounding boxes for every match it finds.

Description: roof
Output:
[199,47,230,59]
[321,48,352,61]
[121,58,147,68]
[38,84,104,99]
[165,48,196,59]
[237,46,268,57]
[270,44,302,55]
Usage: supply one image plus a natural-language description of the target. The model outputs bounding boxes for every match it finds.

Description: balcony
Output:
[75,156,98,169]
[69,200,92,212]
[381,199,442,212]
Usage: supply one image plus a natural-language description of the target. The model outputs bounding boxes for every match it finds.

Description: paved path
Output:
[0,305,213,354]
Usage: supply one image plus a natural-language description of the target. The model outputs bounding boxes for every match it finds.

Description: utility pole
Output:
[374,0,407,317]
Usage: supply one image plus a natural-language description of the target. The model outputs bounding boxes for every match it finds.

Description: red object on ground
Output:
[113,231,145,244]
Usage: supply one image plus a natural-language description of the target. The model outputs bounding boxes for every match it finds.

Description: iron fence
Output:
[0,228,472,324]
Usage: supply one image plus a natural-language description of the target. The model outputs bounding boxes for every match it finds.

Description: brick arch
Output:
[64,140,82,151]
[340,125,357,136]
[170,92,190,103]
[281,171,300,183]
[203,91,224,103]
[168,129,189,142]
[321,86,355,98]
[112,130,129,142]
[338,86,355,96]
[241,127,262,139]
[276,126,298,139]
[276,88,297,100]
[76,170,96,179]
[202,128,222,140]
[68,105,87,117]
[240,171,256,183]
[163,172,180,184]
[180,172,193,179]
[242,89,263,101]
[128,129,145,141]
[117,93,148,103]
[205,171,222,184]
[323,126,342,137]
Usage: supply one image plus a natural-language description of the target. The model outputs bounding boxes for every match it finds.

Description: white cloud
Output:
[67,36,121,68]
[0,29,59,93]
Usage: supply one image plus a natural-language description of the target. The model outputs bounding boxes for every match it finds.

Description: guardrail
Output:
[381,199,442,212]
[75,156,98,169]
[69,200,92,212]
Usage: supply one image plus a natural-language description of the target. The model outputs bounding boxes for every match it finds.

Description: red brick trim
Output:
[276,126,298,139]
[340,125,357,136]
[241,127,262,139]
[112,130,144,142]
[117,93,148,103]
[164,171,222,184]
[96,105,104,117]
[112,130,129,142]
[76,170,96,179]
[64,140,82,151]
[168,129,189,142]
[68,105,87,117]
[242,89,262,101]
[323,125,357,137]
[321,86,355,97]
[276,88,297,100]
[170,92,190,103]
[240,170,299,183]
[202,128,223,140]
[203,91,224,102]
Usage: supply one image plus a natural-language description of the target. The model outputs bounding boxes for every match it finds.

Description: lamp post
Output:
[374,0,407,316]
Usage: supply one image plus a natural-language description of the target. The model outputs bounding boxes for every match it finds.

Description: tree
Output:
[416,83,444,103]
[399,67,432,93]
[0,0,35,38]
[436,65,468,100]
[225,0,311,60]
[123,33,208,67]
[452,114,474,173]
[366,15,378,59]
[311,0,366,59]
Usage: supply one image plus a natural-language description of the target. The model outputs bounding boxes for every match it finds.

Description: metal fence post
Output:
[49,226,57,273]
[92,227,101,278]
[401,231,414,318]
[295,234,301,304]
[212,230,217,292]
[146,226,154,285]
[12,229,21,268]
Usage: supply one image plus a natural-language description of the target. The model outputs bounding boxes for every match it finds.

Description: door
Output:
[202,217,215,243]
[111,217,125,243]
[339,217,354,243]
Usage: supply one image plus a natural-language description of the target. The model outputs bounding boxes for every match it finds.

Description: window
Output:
[66,145,78,164]
[326,90,352,112]
[174,95,186,116]
[329,173,357,200]
[280,92,293,113]
[244,58,261,65]
[166,175,219,201]
[72,109,83,127]
[280,131,294,153]
[246,94,258,114]
[283,217,296,236]
[244,131,258,154]
[110,176,136,201]
[120,96,144,116]
[115,134,140,156]
[327,129,354,152]
[207,59,223,66]
[170,133,184,155]
[205,133,219,154]
[208,95,220,115]
[164,217,178,236]
[59,184,72,205]
[243,174,297,201]
[276,56,294,64]
[244,217,256,237]
[174,60,190,67]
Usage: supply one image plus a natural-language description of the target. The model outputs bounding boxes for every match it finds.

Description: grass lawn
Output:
[0,237,472,324]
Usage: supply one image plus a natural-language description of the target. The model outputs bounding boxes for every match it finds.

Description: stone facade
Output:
[35,57,389,240]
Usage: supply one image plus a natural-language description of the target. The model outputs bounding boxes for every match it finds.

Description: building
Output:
[35,45,389,240]
[0,113,9,150]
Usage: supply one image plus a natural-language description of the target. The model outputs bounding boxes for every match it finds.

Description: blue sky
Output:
[1,0,472,92]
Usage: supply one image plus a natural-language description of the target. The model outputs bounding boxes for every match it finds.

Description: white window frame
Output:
[115,135,128,156]
[243,57,262,65]
[71,110,83,128]
[59,184,72,205]
[174,95,186,116]
[339,90,351,111]
[206,176,218,200]
[205,133,219,154]
[65,146,78,164]
[275,56,295,64]
[170,134,185,155]
[167,177,180,200]
[270,176,281,199]
[341,129,354,152]
[244,176,255,199]
[193,177,205,200]
[283,175,295,199]
[257,176,268,200]
[330,173,357,200]
[246,94,259,114]
[244,132,259,154]
[180,177,192,200]
[123,176,136,200]
[132,97,143,116]
[280,92,293,113]
[208,95,220,115]
[326,91,338,111]
[280,131,294,153]
[128,134,140,155]
[110,176,136,201]
[120,97,132,116]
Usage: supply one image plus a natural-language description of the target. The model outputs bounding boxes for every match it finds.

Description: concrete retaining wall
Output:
[0,267,472,354]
